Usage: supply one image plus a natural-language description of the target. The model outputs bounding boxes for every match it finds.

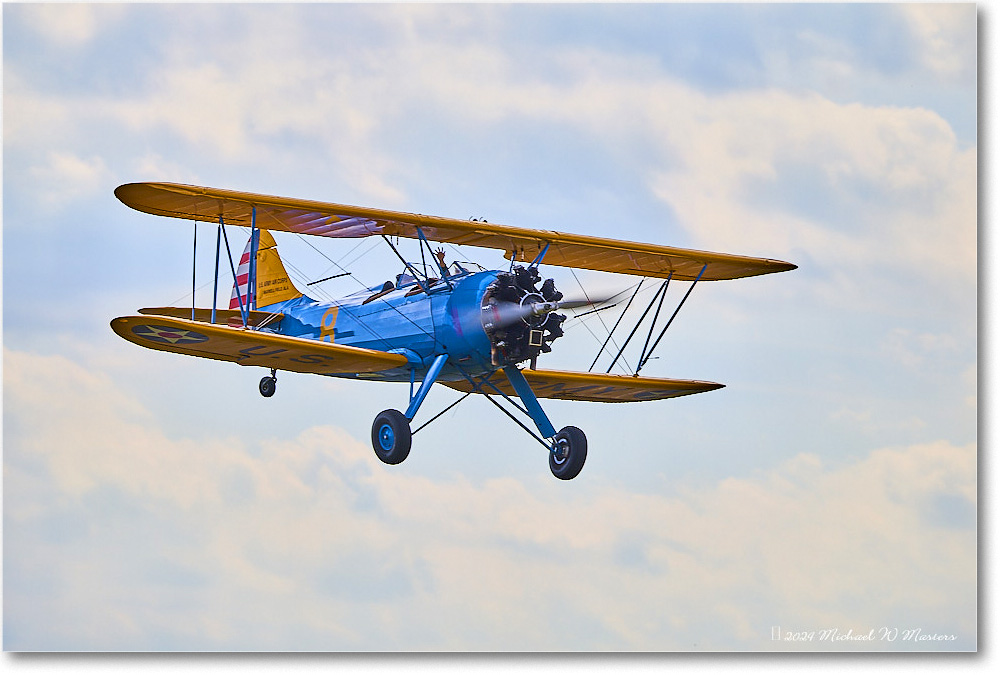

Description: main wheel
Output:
[371,409,412,465]
[549,426,587,480]
[259,376,276,398]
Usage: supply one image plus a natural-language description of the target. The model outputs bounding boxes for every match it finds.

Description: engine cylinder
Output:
[480,265,565,366]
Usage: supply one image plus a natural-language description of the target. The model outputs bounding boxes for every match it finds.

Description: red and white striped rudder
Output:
[229,231,303,311]
[230,237,254,310]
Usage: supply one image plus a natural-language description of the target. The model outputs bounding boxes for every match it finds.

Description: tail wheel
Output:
[549,426,587,480]
[259,375,277,398]
[371,409,412,465]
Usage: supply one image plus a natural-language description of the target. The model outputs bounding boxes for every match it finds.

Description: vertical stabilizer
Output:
[230,231,303,310]
[230,237,254,310]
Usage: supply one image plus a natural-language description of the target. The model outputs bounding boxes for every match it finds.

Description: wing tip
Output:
[113,182,136,205]
[681,380,725,395]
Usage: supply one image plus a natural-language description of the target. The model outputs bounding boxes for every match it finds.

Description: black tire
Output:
[371,409,412,465]
[259,376,276,398]
[549,426,587,480]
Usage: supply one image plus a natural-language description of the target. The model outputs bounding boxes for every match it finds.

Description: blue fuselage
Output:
[260,270,500,382]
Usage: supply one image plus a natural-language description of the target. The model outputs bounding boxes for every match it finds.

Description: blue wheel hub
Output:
[378,423,395,451]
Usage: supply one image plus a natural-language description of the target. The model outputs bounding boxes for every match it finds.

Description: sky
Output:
[2,1,981,657]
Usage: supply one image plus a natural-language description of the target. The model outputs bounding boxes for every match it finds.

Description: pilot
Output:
[434,247,448,273]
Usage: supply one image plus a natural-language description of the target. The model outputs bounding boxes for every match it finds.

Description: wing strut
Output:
[596,264,707,376]
[415,226,453,289]
[191,222,197,320]
[220,218,248,327]
[211,221,222,325]
[604,273,673,374]
[381,235,430,294]
[527,243,550,270]
[636,264,706,374]
[205,210,255,328]
[249,206,259,312]
[637,277,673,369]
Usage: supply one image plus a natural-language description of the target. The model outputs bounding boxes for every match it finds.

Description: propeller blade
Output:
[484,295,612,329]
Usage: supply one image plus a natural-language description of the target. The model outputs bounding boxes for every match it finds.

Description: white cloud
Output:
[3,347,977,650]
[98,17,410,204]
[26,151,113,210]
[20,3,109,48]
[2,73,72,151]
[130,153,202,185]
[899,4,977,79]
[10,46,975,310]
[5,5,976,295]
[199,21,973,297]
[644,89,976,294]
[881,327,961,370]
[962,364,977,410]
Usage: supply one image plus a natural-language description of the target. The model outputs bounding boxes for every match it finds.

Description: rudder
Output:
[230,231,303,311]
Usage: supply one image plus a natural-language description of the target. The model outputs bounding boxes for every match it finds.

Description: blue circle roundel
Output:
[131,324,209,346]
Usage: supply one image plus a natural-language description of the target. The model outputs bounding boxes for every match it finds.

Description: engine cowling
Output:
[480,265,565,366]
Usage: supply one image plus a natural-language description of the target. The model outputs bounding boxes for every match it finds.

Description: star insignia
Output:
[131,324,209,346]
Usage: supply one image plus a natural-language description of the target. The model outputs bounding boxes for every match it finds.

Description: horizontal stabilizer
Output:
[139,307,282,328]
[111,315,407,376]
[442,367,724,403]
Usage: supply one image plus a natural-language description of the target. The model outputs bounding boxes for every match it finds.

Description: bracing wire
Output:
[566,267,636,374]
[571,310,634,375]
[289,232,441,346]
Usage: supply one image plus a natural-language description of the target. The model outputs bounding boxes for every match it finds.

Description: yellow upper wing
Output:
[115,182,796,281]
[442,368,724,403]
[111,315,408,375]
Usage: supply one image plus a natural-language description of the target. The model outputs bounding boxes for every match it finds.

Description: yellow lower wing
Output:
[442,368,724,403]
[111,315,407,375]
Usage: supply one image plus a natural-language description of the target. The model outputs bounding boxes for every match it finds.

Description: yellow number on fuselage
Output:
[320,307,339,342]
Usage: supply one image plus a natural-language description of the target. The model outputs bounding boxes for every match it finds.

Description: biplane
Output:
[111,183,795,480]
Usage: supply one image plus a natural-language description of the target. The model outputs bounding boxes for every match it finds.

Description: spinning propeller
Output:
[482,294,612,331]
[480,265,613,365]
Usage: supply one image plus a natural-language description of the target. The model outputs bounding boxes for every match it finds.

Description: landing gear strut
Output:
[369,354,448,467]
[259,369,277,397]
